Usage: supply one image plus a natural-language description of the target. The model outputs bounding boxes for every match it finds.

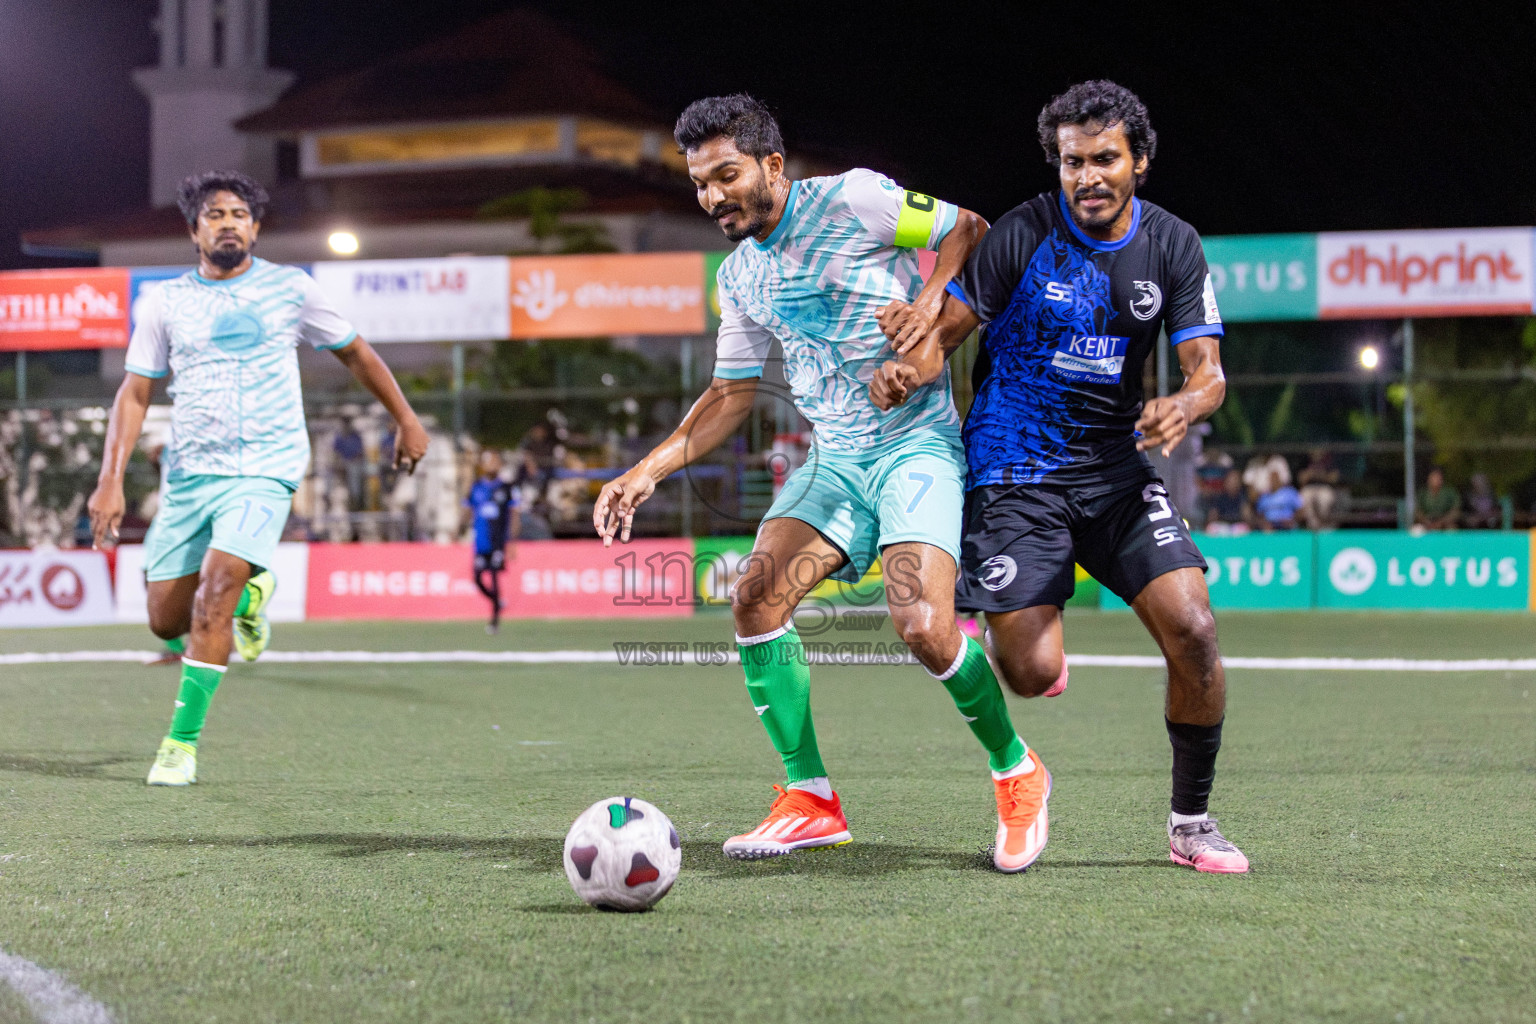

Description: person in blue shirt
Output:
[466,449,519,633]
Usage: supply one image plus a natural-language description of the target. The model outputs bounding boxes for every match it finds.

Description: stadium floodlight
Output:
[327,231,360,255]
[1359,345,1380,370]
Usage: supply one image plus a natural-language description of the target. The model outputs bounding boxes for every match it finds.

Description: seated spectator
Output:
[1253,470,1303,531]
[1298,449,1340,530]
[1416,467,1460,530]
[1242,452,1290,499]
[1463,472,1500,529]
[1204,469,1251,535]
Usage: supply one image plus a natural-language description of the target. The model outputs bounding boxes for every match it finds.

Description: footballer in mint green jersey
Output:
[89,170,429,787]
[595,96,1051,872]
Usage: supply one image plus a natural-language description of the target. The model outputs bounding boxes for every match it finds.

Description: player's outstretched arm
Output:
[88,372,154,549]
[870,295,981,411]
[1136,335,1226,456]
[593,376,758,546]
[887,208,987,351]
[330,337,430,473]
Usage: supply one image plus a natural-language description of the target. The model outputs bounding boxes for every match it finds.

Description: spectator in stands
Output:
[1242,452,1290,499]
[1463,472,1500,529]
[547,450,590,524]
[334,419,366,510]
[1253,469,1304,531]
[1297,449,1340,530]
[1204,469,1251,535]
[1416,467,1461,530]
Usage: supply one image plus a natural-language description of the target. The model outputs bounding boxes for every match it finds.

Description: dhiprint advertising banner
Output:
[311,257,512,342]
[0,269,130,351]
[1317,228,1535,318]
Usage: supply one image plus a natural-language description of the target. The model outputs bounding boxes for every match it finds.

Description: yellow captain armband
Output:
[893,190,940,248]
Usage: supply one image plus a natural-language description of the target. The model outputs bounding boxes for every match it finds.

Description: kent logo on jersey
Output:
[1051,334,1128,384]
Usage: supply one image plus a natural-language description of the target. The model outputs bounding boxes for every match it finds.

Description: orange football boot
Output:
[992,748,1051,872]
[722,784,851,860]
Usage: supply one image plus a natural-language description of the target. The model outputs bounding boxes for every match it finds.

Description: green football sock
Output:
[737,625,826,784]
[234,584,253,618]
[168,658,226,746]
[164,635,186,655]
[932,636,1027,773]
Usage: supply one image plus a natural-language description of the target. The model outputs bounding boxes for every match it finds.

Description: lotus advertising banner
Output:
[1317,531,1528,610]
[1100,532,1313,611]
[1201,234,1318,322]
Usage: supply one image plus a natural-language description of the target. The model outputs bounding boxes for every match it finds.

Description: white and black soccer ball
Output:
[562,796,681,912]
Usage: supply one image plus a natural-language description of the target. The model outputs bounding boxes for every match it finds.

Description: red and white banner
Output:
[1318,228,1535,317]
[310,257,512,342]
[0,269,130,351]
[113,543,310,624]
[305,540,695,620]
[0,549,116,627]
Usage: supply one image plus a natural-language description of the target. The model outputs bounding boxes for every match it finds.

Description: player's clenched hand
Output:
[875,301,914,345]
[393,419,430,474]
[86,482,124,550]
[870,360,922,411]
[593,468,657,547]
[1136,397,1190,456]
[888,291,943,356]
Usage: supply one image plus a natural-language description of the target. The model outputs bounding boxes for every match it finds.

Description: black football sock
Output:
[1166,717,1223,816]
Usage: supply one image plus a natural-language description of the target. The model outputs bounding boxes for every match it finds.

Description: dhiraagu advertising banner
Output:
[1317,531,1528,610]
[1200,234,1317,322]
[1101,532,1313,610]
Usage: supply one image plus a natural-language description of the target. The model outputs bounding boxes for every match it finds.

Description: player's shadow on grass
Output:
[0,751,137,781]
[253,673,446,704]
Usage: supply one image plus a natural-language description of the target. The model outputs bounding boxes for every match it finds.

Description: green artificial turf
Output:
[0,613,1531,1022]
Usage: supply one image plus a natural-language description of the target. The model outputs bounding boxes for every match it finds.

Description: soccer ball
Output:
[562,796,681,912]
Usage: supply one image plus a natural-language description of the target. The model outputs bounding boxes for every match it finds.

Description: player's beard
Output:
[1069,187,1131,232]
[712,182,776,243]
[204,238,250,271]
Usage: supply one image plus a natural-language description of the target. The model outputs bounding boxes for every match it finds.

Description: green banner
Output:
[1100,532,1314,611]
[1201,234,1317,322]
[1317,531,1528,610]
[704,252,728,333]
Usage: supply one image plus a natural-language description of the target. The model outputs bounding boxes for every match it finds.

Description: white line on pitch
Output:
[0,947,113,1024]
[3,650,1536,672]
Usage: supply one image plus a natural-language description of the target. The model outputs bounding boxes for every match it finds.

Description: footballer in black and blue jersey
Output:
[871,80,1247,873]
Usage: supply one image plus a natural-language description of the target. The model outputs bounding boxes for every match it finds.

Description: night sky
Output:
[2,0,1532,271]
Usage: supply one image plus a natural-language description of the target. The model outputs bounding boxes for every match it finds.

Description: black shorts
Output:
[473,549,505,572]
[955,473,1207,612]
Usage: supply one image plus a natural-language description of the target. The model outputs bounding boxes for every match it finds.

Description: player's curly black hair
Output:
[1038,80,1157,186]
[673,94,785,159]
[176,170,269,226]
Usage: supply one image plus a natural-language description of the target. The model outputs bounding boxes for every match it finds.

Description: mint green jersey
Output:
[125,258,357,489]
[712,168,963,454]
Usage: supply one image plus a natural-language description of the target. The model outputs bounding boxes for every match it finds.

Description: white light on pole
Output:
[1359,345,1380,370]
[327,231,359,255]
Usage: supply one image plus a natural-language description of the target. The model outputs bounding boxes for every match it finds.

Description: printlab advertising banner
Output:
[1317,531,1528,610]
[113,543,310,624]
[311,257,512,342]
[305,540,696,620]
[1100,532,1314,611]
[1317,228,1535,318]
[0,549,116,627]
[0,268,130,351]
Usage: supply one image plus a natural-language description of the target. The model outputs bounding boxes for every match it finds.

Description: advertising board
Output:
[509,253,705,337]
[1316,531,1528,610]
[1317,228,1534,318]
[0,549,116,627]
[0,269,130,351]
[311,257,512,342]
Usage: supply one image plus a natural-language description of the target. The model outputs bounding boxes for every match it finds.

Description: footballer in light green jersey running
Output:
[88,170,430,786]
[593,96,1051,872]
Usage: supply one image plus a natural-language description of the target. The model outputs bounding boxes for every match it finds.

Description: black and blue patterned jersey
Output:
[466,476,517,554]
[947,190,1223,489]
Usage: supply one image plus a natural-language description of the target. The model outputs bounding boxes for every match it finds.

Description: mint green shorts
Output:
[762,434,965,583]
[143,475,293,582]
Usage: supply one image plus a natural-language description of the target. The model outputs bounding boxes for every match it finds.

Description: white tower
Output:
[133,0,294,207]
